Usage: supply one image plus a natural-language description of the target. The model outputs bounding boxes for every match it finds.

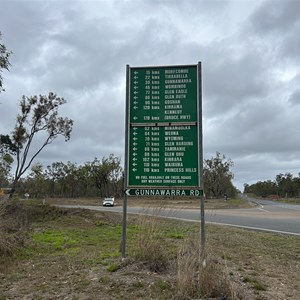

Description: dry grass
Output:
[0,199,67,257]
[176,235,245,299]
[0,200,28,256]
[131,206,247,299]
[132,206,169,272]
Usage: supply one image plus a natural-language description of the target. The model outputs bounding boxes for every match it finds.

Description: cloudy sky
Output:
[0,0,299,191]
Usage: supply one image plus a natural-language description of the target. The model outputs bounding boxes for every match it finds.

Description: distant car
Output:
[103,197,115,207]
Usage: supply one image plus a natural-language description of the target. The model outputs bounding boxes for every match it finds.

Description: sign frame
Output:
[122,63,204,258]
[124,63,203,191]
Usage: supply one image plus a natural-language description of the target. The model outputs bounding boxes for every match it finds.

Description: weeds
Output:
[242,276,267,291]
[106,263,119,272]
[0,200,28,255]
[176,235,238,299]
[132,207,169,272]
[131,206,245,299]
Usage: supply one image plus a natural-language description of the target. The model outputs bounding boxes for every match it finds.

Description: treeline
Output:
[15,154,123,199]
[244,173,300,198]
[1,152,238,200]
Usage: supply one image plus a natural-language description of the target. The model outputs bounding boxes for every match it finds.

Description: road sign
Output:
[122,63,204,258]
[125,64,202,190]
[124,188,203,197]
[129,66,198,123]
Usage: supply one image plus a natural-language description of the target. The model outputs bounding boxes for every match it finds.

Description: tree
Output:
[244,173,300,198]
[276,173,298,198]
[63,161,79,198]
[45,161,67,197]
[204,152,236,198]
[26,163,46,198]
[89,154,123,197]
[0,153,13,187]
[0,135,15,187]
[8,92,73,196]
[0,32,12,94]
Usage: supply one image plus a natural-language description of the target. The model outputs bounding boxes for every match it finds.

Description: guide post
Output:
[122,63,203,258]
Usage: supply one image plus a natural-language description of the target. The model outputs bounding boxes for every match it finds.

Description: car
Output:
[103,197,115,207]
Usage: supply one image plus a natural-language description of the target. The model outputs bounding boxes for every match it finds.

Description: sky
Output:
[0,0,300,191]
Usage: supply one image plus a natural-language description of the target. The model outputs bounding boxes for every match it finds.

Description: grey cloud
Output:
[249,0,300,35]
[1,0,300,192]
[204,49,268,116]
[288,88,300,106]
[247,0,300,62]
[279,22,300,61]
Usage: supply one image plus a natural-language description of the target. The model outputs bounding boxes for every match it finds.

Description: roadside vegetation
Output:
[1,151,237,201]
[244,172,300,200]
[1,199,299,299]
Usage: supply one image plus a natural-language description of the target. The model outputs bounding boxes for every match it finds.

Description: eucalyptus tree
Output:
[89,154,123,197]
[276,173,299,198]
[0,32,12,94]
[45,162,68,197]
[8,93,73,196]
[204,152,236,198]
[77,163,96,197]
[244,173,300,198]
[26,163,46,198]
[63,161,79,198]
[0,135,15,187]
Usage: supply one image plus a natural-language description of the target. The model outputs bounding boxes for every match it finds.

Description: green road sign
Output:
[125,188,203,197]
[128,125,199,187]
[125,64,202,190]
[130,66,198,123]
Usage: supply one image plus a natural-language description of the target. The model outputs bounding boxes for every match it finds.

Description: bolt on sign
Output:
[124,63,203,195]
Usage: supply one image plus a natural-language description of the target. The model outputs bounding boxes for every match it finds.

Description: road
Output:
[57,197,300,236]
[204,196,300,236]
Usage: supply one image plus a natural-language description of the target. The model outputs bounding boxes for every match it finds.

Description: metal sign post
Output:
[122,63,204,258]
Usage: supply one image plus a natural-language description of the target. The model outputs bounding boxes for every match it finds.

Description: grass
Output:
[242,276,267,291]
[0,200,299,299]
[276,197,300,205]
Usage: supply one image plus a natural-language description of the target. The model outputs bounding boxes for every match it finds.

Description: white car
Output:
[103,197,115,207]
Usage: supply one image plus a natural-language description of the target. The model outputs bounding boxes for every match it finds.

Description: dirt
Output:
[0,248,256,300]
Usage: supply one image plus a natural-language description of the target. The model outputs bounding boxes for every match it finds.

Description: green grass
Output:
[106,263,120,272]
[242,276,267,291]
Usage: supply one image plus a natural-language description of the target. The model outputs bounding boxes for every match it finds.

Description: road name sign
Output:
[124,188,203,197]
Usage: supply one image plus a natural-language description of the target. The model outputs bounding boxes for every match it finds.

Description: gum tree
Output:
[9,92,73,196]
[204,152,236,198]
[0,135,15,188]
[0,32,12,94]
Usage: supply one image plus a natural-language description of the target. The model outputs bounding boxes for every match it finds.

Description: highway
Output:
[57,197,300,236]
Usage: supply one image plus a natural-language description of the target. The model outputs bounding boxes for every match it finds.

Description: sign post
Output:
[122,63,203,258]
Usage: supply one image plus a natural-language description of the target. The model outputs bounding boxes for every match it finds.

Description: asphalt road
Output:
[57,197,300,236]
[204,196,300,236]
